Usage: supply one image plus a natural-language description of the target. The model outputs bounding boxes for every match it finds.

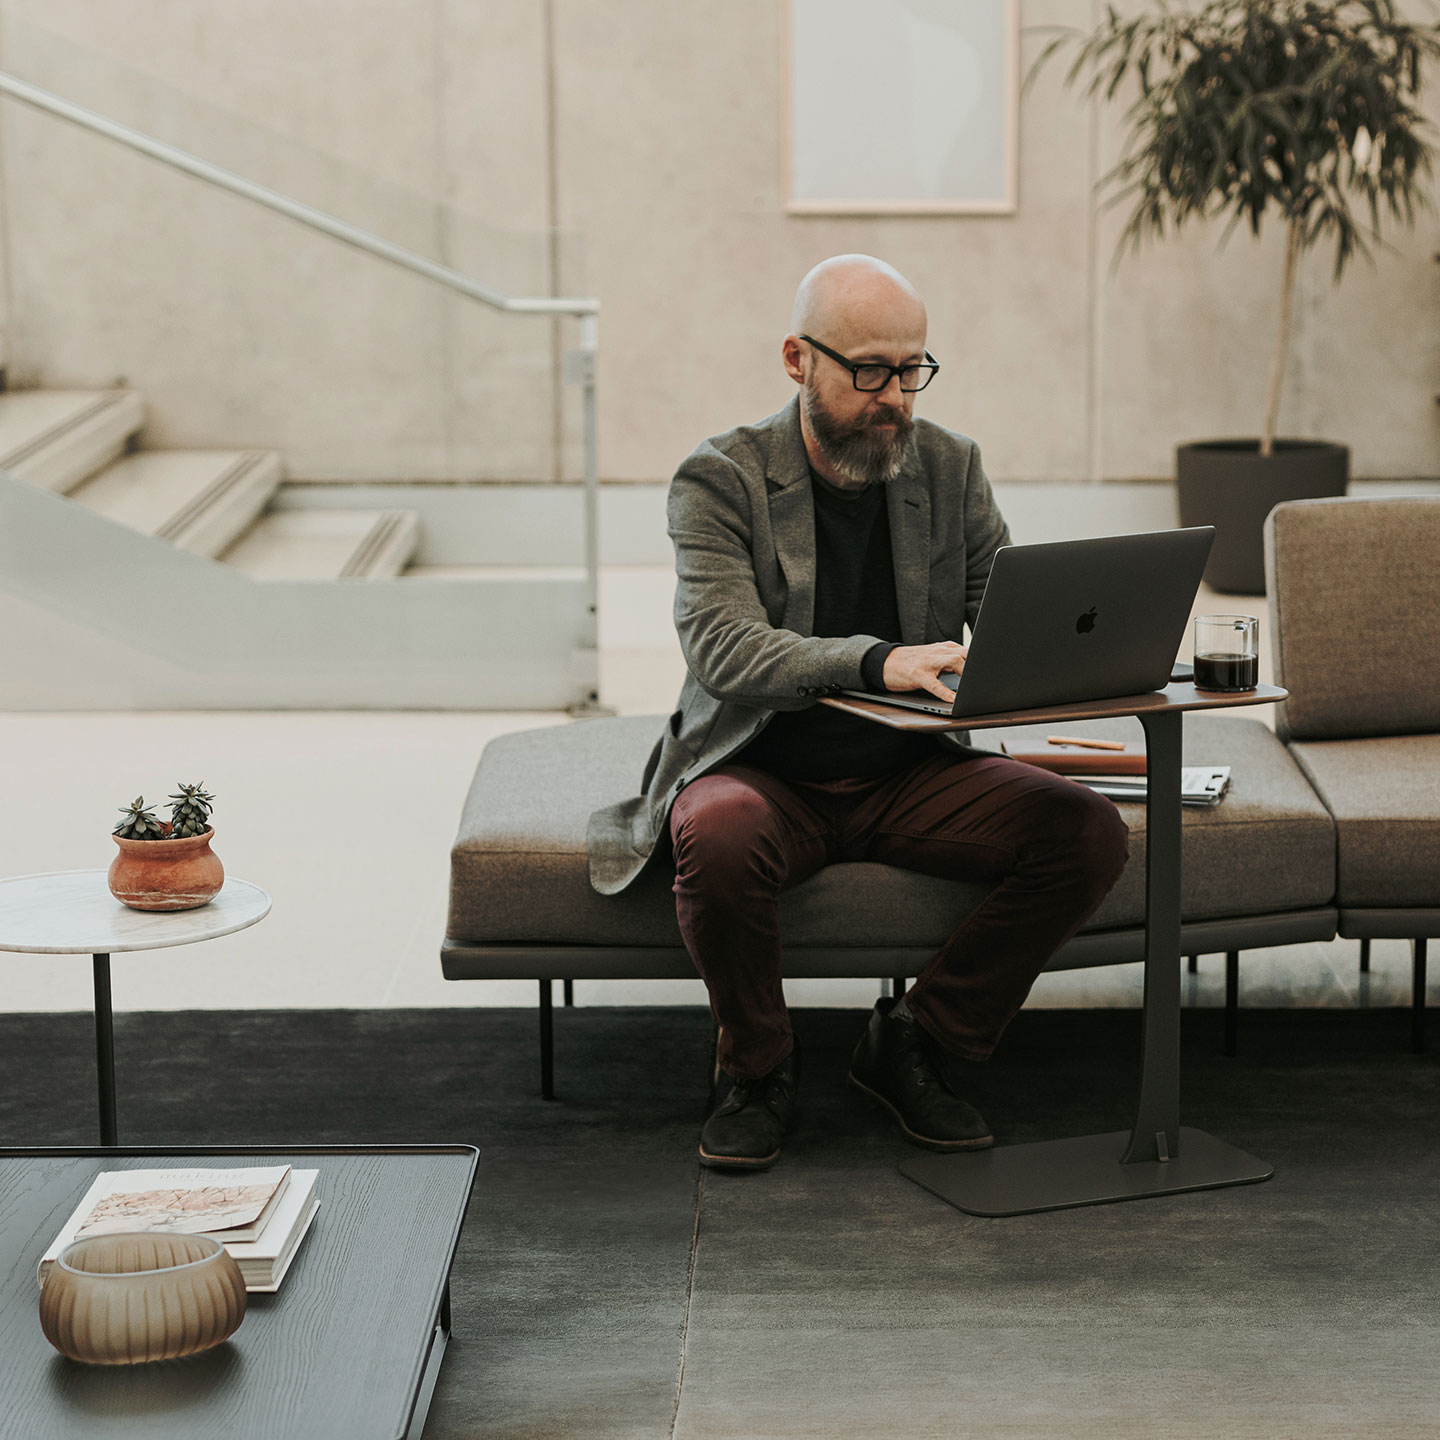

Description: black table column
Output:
[92,953,117,1146]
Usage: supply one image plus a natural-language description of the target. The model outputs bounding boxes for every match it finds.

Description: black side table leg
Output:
[1224,951,1239,1057]
[539,980,556,1101]
[93,953,117,1146]
[1413,939,1428,1054]
[1121,708,1184,1163]
[898,703,1272,1216]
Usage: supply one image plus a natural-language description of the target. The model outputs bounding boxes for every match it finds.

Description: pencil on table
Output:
[1046,735,1127,751]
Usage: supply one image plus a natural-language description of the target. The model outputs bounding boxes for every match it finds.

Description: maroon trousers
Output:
[670,753,1130,1079]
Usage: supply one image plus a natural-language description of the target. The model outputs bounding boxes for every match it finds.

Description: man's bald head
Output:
[790,254,926,347]
[782,255,929,488]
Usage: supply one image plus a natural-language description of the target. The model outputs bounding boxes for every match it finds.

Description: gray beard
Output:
[802,383,916,487]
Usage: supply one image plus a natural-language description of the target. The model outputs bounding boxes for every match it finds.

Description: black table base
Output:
[901,1127,1273,1218]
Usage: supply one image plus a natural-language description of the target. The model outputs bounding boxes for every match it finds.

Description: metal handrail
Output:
[0,69,605,708]
[0,72,596,317]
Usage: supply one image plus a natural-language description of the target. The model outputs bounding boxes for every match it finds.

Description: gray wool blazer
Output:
[586,394,1012,896]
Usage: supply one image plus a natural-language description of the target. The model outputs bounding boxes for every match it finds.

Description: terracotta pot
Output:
[108,826,224,911]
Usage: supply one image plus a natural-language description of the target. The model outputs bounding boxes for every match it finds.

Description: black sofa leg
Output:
[893,976,907,998]
[1413,939,1428,1055]
[1224,951,1239,1057]
[1359,938,1370,974]
[563,979,574,1007]
[1187,955,1198,974]
[539,980,556,1101]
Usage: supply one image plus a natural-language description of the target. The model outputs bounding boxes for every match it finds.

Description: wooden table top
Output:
[821,682,1287,733]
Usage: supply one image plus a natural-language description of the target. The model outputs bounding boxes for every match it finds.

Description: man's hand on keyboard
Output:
[883,642,969,701]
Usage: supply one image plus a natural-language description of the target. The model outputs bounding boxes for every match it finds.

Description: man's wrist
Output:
[862,642,902,692]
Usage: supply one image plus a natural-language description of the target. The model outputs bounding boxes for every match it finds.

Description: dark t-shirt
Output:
[737,470,936,783]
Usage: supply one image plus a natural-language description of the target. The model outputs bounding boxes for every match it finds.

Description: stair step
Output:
[401,564,586,580]
[219,509,421,580]
[338,508,421,579]
[0,390,145,493]
[67,450,283,557]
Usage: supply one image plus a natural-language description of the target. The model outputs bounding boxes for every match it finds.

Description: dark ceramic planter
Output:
[1176,439,1349,594]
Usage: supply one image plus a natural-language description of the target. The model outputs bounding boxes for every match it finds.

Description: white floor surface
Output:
[0,481,1429,1015]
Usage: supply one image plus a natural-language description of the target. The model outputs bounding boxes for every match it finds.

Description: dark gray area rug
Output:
[0,1004,1436,1439]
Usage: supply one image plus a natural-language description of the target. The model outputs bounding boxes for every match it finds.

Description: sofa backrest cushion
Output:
[1266,496,1440,741]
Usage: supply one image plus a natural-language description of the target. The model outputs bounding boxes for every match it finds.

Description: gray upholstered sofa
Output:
[1266,496,1440,1052]
[443,494,1439,1096]
[444,710,1337,1096]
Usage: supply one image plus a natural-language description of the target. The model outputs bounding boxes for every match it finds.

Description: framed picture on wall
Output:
[784,0,1018,214]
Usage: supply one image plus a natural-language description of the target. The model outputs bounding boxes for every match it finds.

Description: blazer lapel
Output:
[886,464,931,645]
[766,398,816,634]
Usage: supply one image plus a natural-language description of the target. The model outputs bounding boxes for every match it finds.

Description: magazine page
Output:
[76,1167,291,1240]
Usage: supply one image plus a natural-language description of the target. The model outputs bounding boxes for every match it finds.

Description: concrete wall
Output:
[0,0,1436,484]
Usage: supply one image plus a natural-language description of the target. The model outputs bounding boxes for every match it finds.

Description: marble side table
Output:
[0,871,271,1144]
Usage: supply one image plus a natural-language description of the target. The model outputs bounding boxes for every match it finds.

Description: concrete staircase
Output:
[0,387,597,709]
[0,389,418,579]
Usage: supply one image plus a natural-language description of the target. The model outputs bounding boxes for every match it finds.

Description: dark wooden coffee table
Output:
[0,1145,476,1440]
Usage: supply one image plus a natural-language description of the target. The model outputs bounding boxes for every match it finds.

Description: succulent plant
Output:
[167,782,215,839]
[114,797,166,841]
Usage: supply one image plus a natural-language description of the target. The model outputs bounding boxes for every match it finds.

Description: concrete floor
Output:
[7,1003,1435,1439]
[0,480,1429,1016]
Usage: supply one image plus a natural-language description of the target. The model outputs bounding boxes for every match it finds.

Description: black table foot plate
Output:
[900,1128,1274,1218]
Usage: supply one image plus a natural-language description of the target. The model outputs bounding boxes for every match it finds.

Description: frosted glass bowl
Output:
[38,1231,246,1365]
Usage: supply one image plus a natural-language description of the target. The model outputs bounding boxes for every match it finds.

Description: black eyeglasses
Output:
[799,334,940,393]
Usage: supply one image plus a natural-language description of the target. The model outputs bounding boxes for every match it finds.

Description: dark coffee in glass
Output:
[1194,651,1259,691]
[1193,615,1259,692]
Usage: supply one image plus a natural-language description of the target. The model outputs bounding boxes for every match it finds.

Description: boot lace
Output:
[725,1062,794,1118]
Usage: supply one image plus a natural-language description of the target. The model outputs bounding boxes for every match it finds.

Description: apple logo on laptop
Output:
[1076,607,1098,634]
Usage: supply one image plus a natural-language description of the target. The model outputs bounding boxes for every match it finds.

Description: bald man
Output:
[587,255,1128,1171]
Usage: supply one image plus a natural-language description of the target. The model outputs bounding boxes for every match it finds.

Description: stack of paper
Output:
[998,739,1230,807]
[1071,767,1232,807]
[39,1165,320,1293]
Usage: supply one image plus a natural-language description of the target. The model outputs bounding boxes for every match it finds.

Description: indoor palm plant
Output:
[1034,0,1440,591]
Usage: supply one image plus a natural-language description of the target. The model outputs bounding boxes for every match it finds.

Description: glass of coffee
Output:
[1193,615,1259,691]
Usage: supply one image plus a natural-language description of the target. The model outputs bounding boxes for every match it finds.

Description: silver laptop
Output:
[843,527,1215,718]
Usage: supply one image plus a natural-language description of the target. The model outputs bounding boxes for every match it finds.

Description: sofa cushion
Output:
[985,714,1335,929]
[1289,735,1440,907]
[447,711,1334,949]
[1267,497,1440,741]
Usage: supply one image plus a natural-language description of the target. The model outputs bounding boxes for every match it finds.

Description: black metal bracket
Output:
[539,980,555,1100]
